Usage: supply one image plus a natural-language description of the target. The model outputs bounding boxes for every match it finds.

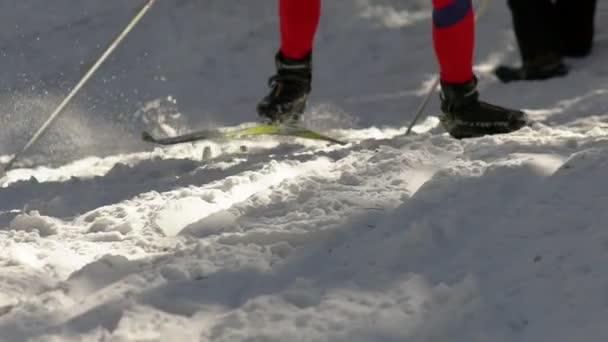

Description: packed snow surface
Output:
[1,0,608,341]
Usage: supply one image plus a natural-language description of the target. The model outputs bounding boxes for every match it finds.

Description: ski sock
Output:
[279,0,321,59]
[432,0,475,84]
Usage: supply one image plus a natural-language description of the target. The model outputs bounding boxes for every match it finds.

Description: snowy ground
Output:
[1,0,608,341]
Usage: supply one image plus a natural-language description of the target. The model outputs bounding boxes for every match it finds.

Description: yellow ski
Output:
[142,123,346,146]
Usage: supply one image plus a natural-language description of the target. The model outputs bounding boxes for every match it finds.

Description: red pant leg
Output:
[432,0,475,83]
[279,0,321,59]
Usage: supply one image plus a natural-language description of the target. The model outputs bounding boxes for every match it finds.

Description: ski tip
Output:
[141,131,156,143]
[316,136,348,145]
[334,139,348,146]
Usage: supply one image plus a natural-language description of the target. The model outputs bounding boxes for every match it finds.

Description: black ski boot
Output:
[439,77,528,139]
[257,52,312,123]
[494,53,569,83]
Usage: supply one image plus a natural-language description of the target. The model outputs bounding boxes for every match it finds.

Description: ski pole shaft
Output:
[405,77,440,135]
[405,0,490,136]
[1,0,157,177]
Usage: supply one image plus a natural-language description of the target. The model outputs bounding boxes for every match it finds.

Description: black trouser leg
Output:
[556,0,597,57]
[507,0,560,62]
[495,0,569,82]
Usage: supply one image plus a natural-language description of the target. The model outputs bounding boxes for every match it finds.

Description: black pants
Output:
[507,0,597,62]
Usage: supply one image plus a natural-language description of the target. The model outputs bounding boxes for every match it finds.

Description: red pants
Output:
[279,0,474,84]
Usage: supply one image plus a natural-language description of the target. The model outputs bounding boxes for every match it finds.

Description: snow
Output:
[1,0,608,341]
[8,212,58,237]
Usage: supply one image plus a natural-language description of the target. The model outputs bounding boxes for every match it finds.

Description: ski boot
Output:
[257,52,312,123]
[494,53,568,83]
[439,77,528,139]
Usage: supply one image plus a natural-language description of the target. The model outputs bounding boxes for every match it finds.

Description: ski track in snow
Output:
[1,0,608,341]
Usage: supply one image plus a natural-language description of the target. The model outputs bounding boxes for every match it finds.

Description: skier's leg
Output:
[494,0,567,82]
[556,0,596,58]
[508,0,560,62]
[432,0,527,139]
[432,0,474,84]
[280,0,321,59]
[257,0,321,122]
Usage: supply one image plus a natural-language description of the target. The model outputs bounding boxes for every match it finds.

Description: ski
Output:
[142,123,347,146]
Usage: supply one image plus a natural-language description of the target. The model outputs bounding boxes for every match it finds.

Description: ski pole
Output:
[0,0,157,178]
[405,0,490,136]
